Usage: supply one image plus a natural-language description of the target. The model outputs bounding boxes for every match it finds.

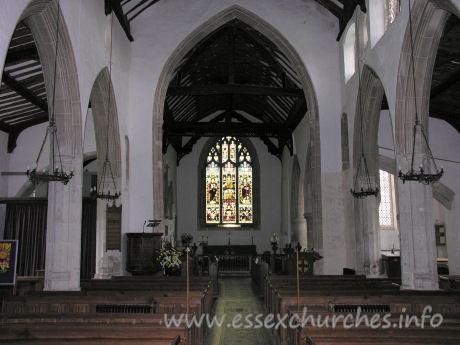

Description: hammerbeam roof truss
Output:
[163,19,308,161]
[0,22,48,153]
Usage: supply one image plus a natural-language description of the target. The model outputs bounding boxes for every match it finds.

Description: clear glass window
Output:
[378,169,397,229]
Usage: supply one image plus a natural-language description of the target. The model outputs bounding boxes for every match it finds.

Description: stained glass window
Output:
[386,0,400,27]
[205,137,253,225]
[378,170,397,229]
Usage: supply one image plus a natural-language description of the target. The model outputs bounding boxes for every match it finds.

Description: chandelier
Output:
[350,10,379,199]
[91,12,120,202]
[398,0,443,185]
[27,0,73,185]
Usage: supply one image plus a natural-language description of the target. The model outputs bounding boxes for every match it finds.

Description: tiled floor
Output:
[205,277,275,345]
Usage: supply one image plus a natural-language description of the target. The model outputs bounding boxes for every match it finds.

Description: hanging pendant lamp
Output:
[350,10,379,199]
[90,12,120,202]
[398,0,443,185]
[27,0,73,185]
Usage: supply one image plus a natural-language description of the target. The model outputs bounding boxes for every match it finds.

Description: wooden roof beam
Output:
[4,46,39,65]
[167,84,304,97]
[2,71,48,113]
[127,0,161,22]
[430,68,460,99]
[313,0,342,18]
[313,0,366,41]
[0,121,11,132]
[105,0,134,42]
[230,110,283,159]
[164,121,291,138]
[286,97,308,130]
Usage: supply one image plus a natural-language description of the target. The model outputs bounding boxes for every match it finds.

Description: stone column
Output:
[44,162,82,291]
[354,195,380,276]
[397,155,438,290]
[94,199,107,278]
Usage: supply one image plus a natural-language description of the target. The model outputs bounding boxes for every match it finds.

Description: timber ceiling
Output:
[430,15,460,132]
[163,19,308,161]
[0,22,47,153]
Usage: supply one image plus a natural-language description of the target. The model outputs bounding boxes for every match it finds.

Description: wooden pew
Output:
[287,308,460,345]
[263,275,460,345]
[1,276,214,345]
[440,275,460,292]
[0,313,193,345]
[264,275,398,316]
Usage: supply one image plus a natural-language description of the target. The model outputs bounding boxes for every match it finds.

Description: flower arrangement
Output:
[0,243,11,273]
[156,246,182,270]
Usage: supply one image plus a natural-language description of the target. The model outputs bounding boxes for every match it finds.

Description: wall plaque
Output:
[106,205,122,250]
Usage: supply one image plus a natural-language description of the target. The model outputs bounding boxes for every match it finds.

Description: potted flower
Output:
[156,245,182,276]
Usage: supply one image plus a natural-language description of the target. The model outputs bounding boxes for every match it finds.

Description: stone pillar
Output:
[292,216,308,249]
[44,163,82,291]
[354,195,380,276]
[94,200,122,279]
[94,199,110,279]
[397,155,438,290]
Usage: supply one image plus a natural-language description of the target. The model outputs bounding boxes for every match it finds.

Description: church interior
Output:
[0,0,460,344]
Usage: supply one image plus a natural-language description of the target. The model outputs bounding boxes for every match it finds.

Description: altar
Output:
[202,244,256,256]
[201,245,257,274]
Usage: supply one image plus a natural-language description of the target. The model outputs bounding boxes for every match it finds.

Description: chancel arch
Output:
[152,5,322,253]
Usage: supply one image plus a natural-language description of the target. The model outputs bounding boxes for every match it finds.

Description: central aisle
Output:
[205,277,275,345]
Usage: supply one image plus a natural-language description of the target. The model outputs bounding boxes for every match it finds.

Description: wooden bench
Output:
[263,275,460,345]
[1,276,214,345]
[0,313,192,345]
[264,275,398,316]
[286,308,460,345]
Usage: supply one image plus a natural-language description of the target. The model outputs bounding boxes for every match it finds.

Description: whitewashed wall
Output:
[0,0,459,277]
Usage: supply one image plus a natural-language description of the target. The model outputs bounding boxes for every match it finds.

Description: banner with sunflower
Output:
[0,240,18,285]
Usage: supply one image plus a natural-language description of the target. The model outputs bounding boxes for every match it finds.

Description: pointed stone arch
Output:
[17,0,83,290]
[352,65,386,275]
[394,0,456,289]
[88,67,122,188]
[152,5,322,244]
[87,67,122,279]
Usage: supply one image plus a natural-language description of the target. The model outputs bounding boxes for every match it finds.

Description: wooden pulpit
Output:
[126,233,163,275]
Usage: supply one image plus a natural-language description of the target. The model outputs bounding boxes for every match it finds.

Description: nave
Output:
[205,277,274,345]
[1,260,460,345]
